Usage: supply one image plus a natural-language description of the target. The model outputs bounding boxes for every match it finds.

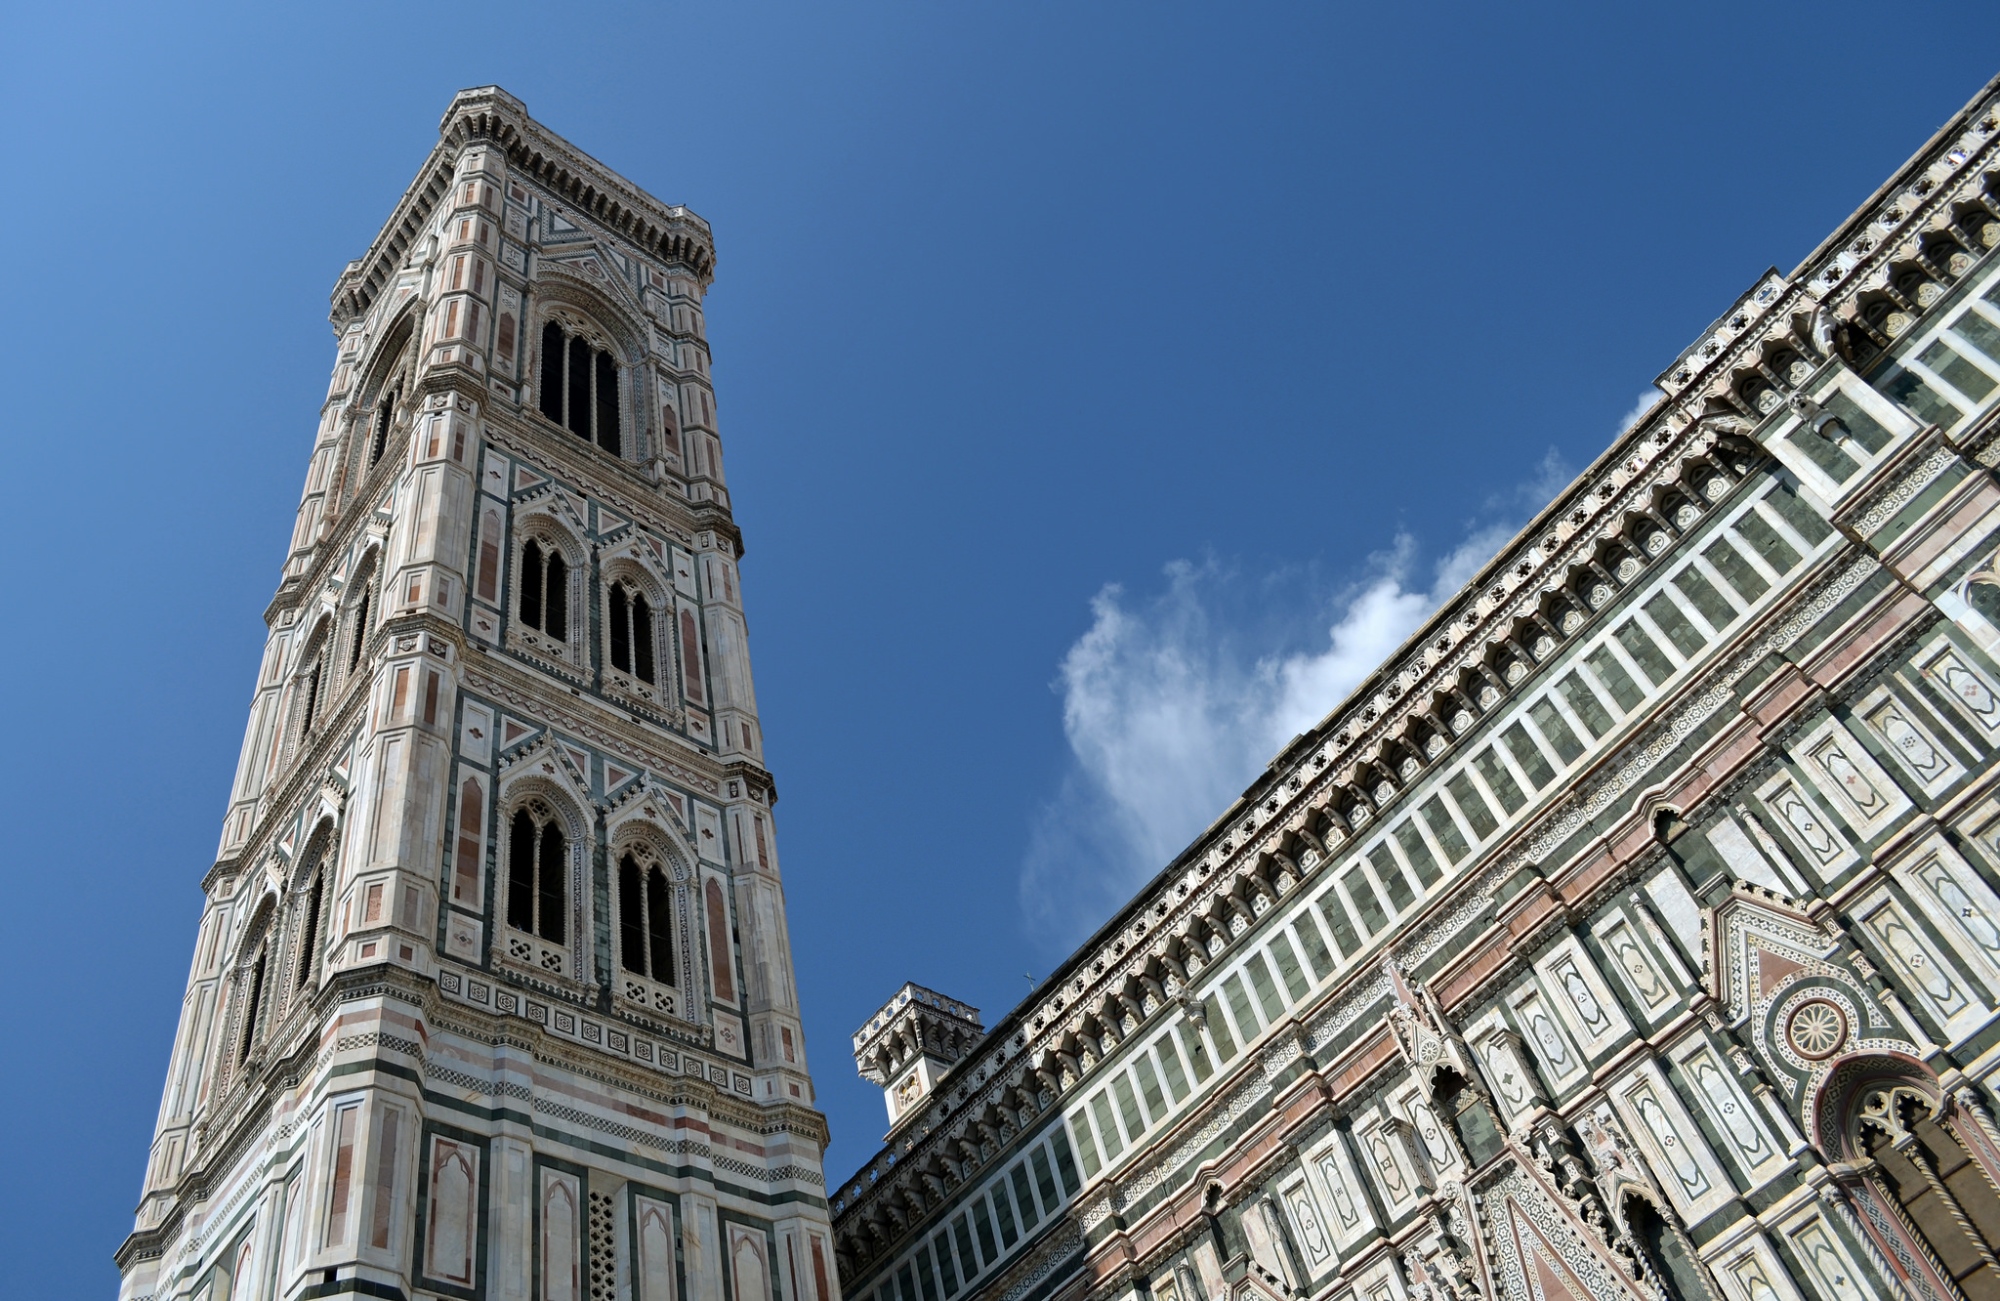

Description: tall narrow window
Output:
[631,593,655,683]
[567,334,591,438]
[544,553,568,642]
[296,869,323,987]
[539,322,565,423]
[520,539,570,641]
[507,806,568,944]
[595,351,621,456]
[536,319,624,457]
[519,540,544,629]
[300,660,323,735]
[507,809,536,933]
[369,388,398,466]
[619,856,646,975]
[609,582,632,673]
[645,865,673,982]
[618,854,677,983]
[238,949,267,1063]
[537,819,566,944]
[348,589,371,671]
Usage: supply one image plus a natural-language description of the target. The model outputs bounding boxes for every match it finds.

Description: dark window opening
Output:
[619,856,646,975]
[617,853,676,984]
[538,322,565,423]
[609,583,631,672]
[645,864,673,982]
[300,661,323,735]
[507,807,567,943]
[238,949,267,1063]
[606,583,656,683]
[519,541,544,630]
[566,334,591,437]
[296,870,323,987]
[1622,1196,1709,1301]
[538,320,625,457]
[632,593,655,682]
[518,541,568,641]
[1863,1095,2000,1301]
[544,553,567,641]
[537,820,566,944]
[369,387,399,467]
[595,351,621,456]
[348,590,371,672]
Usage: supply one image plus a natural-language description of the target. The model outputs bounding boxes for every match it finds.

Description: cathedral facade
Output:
[832,71,2000,1301]
[117,89,834,1301]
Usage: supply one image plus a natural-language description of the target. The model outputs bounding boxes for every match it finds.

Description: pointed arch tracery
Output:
[494,770,588,981]
[531,290,643,460]
[606,813,698,1020]
[509,513,586,666]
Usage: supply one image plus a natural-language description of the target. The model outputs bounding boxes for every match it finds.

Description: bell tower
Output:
[117,87,838,1301]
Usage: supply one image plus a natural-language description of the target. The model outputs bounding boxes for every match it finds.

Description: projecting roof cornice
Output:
[831,69,2000,1261]
[330,86,715,332]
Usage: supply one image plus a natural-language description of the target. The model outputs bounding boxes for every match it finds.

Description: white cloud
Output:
[1018,450,1573,951]
[1618,390,1663,435]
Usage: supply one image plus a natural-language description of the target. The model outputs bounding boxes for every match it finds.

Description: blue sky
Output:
[6,3,2000,1291]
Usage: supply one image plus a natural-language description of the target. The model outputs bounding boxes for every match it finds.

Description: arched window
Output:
[517,539,569,641]
[506,806,567,944]
[607,581,656,683]
[296,867,324,988]
[300,659,324,735]
[347,585,372,672]
[1856,1085,2000,1300]
[538,320,622,456]
[618,853,675,983]
[369,387,399,466]
[235,903,276,1065]
[705,877,734,1003]
[238,948,267,1063]
[1618,1195,1709,1301]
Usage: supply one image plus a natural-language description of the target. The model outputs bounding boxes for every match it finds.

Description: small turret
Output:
[851,983,983,1131]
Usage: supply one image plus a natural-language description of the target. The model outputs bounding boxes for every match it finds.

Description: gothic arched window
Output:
[517,539,569,642]
[295,866,325,989]
[618,853,675,983]
[1856,1085,2000,1300]
[369,386,399,466]
[607,581,656,683]
[294,622,332,745]
[537,320,622,457]
[347,585,372,673]
[235,903,277,1065]
[506,806,567,945]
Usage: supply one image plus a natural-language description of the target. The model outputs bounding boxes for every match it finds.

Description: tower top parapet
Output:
[852,983,983,1130]
[330,84,715,332]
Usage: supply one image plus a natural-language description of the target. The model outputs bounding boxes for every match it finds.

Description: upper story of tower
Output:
[226,86,767,858]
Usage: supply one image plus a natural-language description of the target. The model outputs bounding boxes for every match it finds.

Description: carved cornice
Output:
[832,67,2000,1269]
[333,86,714,331]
